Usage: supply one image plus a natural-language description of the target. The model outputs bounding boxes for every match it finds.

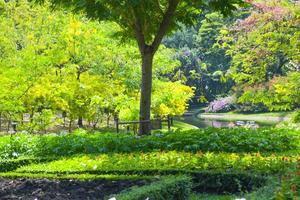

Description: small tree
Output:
[37,0,246,134]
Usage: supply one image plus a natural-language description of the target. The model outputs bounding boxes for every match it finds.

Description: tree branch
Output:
[155,0,165,15]
[131,8,147,54]
[151,0,180,53]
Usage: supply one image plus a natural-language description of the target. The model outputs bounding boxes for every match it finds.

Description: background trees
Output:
[163,12,241,102]
[221,0,300,112]
[161,0,299,115]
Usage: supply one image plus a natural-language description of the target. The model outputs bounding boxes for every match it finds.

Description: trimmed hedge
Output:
[15,152,297,175]
[191,171,267,194]
[0,171,152,181]
[113,175,192,200]
[0,127,299,159]
[0,157,54,172]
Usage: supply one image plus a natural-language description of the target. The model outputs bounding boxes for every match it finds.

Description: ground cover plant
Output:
[0,128,298,160]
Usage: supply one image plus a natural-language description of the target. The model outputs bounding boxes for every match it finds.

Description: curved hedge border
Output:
[0,157,54,172]
[112,175,192,200]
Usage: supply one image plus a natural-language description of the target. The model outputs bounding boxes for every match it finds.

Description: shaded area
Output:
[0,178,146,200]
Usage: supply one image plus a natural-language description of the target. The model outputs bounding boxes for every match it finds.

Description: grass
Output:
[198,111,292,123]
[161,120,198,131]
[202,111,292,117]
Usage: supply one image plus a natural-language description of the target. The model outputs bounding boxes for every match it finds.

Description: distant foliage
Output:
[219,0,300,112]
[238,72,300,111]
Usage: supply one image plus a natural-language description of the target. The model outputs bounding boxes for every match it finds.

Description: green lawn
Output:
[198,111,292,123]
[154,120,198,133]
[168,120,198,130]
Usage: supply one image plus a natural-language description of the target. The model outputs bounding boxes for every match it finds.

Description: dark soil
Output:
[0,178,146,200]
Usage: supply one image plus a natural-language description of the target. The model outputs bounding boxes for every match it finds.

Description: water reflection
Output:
[179,116,276,129]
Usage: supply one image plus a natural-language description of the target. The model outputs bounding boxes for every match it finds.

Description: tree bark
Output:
[78,117,83,128]
[134,0,180,135]
[139,51,154,135]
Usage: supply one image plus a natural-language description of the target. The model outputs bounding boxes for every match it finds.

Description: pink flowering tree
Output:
[219,0,300,111]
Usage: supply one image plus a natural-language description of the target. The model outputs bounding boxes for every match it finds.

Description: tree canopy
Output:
[35,0,247,134]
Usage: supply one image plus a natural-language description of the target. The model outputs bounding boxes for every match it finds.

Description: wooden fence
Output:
[114,116,173,133]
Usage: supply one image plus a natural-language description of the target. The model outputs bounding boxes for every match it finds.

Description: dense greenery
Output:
[0,128,298,159]
[161,0,300,117]
[163,11,247,102]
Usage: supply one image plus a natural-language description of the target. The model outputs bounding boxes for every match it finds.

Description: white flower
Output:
[108,197,116,200]
[12,152,19,157]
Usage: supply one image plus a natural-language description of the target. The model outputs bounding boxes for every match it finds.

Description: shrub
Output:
[276,121,300,131]
[205,96,235,113]
[235,103,268,113]
[191,171,267,194]
[0,134,37,159]
[113,175,192,200]
[275,161,300,199]
[0,157,53,172]
[292,109,300,123]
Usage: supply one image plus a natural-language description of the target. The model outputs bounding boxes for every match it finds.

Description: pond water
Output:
[179,110,277,128]
[185,118,276,128]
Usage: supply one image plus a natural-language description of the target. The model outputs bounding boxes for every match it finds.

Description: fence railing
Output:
[114,116,173,133]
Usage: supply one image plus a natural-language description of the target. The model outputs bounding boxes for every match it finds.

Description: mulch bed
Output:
[0,178,146,200]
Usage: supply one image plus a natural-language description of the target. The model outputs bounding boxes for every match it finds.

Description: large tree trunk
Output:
[134,1,179,135]
[139,51,154,135]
